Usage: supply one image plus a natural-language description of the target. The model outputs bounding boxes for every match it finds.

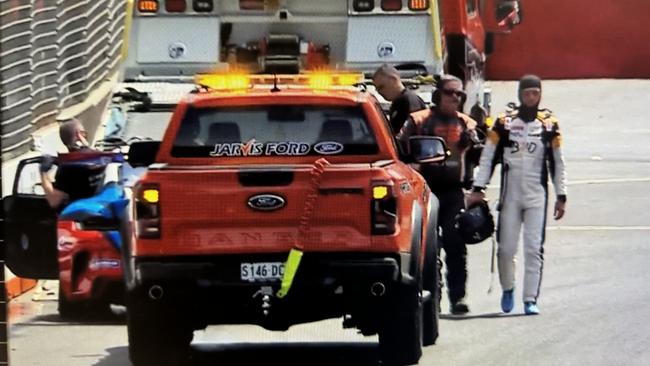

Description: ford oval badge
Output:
[314,141,344,155]
[248,194,286,211]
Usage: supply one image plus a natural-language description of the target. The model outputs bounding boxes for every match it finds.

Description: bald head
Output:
[373,64,401,80]
[59,118,88,150]
[373,64,405,101]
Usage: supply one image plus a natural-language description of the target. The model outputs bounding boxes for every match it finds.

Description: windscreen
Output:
[171,105,378,157]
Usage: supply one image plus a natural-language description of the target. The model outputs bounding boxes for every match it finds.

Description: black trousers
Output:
[433,188,467,304]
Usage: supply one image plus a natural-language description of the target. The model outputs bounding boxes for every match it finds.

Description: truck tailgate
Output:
[141,165,381,255]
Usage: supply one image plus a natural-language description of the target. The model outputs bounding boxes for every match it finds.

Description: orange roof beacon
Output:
[123,72,447,366]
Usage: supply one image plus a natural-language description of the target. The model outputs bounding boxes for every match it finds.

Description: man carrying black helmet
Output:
[398,74,481,315]
[468,74,567,315]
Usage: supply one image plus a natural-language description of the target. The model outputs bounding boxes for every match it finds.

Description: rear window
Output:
[171,105,379,157]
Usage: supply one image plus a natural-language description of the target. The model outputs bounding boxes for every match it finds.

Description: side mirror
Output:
[482,0,522,33]
[496,1,522,29]
[128,140,160,167]
[408,136,449,164]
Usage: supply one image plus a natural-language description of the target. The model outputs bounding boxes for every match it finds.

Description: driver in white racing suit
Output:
[468,75,567,315]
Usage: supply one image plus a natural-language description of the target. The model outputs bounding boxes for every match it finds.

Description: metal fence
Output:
[0,0,126,160]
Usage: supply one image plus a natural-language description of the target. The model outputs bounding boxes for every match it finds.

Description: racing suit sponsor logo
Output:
[509,140,538,154]
[528,125,543,136]
[510,131,524,138]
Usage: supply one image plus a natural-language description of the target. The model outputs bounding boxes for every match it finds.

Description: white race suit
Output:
[473,109,567,302]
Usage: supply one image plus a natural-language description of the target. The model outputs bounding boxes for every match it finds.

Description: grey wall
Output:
[0,0,126,160]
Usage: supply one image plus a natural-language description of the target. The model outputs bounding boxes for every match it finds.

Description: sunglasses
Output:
[440,89,466,98]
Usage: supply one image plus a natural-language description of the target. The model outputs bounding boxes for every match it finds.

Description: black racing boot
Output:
[450,299,470,315]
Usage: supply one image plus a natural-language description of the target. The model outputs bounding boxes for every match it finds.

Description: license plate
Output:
[240,262,284,282]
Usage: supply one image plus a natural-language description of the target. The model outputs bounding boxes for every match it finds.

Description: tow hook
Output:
[370,282,386,297]
[253,286,274,316]
[148,285,164,300]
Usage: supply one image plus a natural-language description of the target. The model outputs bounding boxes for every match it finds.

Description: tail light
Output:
[371,183,397,235]
[135,183,160,239]
[193,0,213,12]
[165,0,186,12]
[408,0,429,11]
[381,0,402,11]
[353,0,375,12]
[138,0,159,13]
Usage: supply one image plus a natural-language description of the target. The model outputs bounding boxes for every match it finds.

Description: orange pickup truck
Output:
[122,73,447,366]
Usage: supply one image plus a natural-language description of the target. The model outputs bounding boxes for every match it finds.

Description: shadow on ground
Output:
[94,342,381,366]
[17,308,126,326]
[440,312,531,320]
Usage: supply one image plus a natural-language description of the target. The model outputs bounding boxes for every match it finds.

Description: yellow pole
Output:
[431,0,443,60]
[121,0,134,60]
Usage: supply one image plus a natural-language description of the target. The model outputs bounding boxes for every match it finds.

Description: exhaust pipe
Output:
[148,285,164,300]
[370,282,386,297]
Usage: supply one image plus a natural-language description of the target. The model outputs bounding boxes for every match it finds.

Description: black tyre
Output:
[378,283,423,366]
[58,282,111,320]
[126,292,193,366]
[422,222,440,346]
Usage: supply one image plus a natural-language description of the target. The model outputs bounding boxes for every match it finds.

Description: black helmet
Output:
[455,200,495,244]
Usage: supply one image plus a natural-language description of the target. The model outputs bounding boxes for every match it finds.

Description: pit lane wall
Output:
[486,0,650,79]
[1,0,127,300]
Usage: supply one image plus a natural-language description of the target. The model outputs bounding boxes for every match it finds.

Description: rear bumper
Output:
[129,253,413,328]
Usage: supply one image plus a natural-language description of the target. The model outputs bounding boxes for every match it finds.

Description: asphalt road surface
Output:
[7,79,650,366]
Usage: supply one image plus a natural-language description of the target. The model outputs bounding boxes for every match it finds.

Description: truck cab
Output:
[122,72,445,366]
[441,0,522,116]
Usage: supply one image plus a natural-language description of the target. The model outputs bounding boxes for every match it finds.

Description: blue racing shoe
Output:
[524,302,540,315]
[501,289,514,313]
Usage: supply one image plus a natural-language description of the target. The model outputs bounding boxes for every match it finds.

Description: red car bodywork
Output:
[57,220,123,303]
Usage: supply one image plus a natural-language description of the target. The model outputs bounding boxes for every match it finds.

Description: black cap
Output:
[518,74,542,91]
